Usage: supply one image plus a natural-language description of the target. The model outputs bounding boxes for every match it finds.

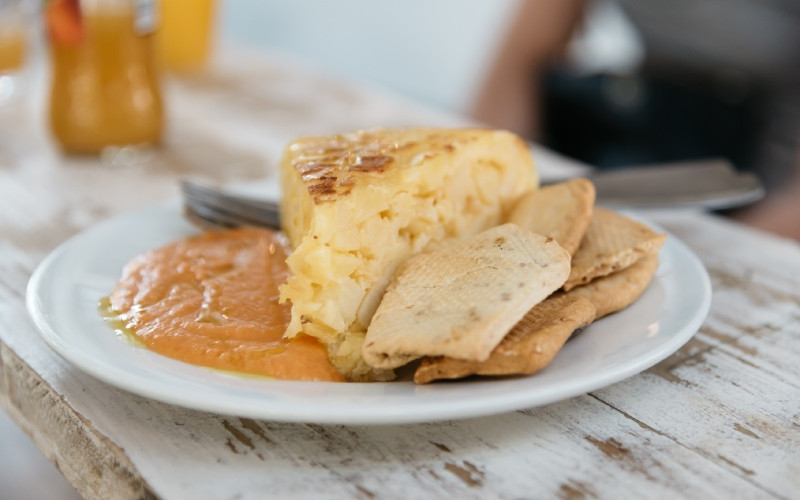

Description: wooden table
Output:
[2,49,799,500]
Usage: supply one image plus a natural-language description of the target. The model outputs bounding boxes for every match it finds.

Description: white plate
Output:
[27,198,711,424]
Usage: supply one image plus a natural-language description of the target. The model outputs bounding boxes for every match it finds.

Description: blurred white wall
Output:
[220,0,519,114]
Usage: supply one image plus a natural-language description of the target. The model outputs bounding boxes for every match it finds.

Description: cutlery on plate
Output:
[579,158,764,209]
[181,158,764,231]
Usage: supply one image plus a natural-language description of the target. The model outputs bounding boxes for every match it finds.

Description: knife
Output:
[545,158,764,209]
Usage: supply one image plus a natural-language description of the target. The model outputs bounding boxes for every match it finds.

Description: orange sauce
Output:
[106,228,344,382]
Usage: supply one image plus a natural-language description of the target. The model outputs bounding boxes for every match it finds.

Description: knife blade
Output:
[545,158,765,209]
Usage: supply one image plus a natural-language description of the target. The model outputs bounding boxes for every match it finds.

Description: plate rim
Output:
[26,200,711,425]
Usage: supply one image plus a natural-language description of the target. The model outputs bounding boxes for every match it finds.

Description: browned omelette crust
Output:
[282,127,531,205]
[565,255,659,319]
[563,207,666,291]
[509,178,595,256]
[289,136,395,204]
[414,295,596,384]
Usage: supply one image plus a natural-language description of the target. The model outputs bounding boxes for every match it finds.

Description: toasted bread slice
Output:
[563,208,666,291]
[414,294,596,384]
[565,255,659,318]
[279,128,537,380]
[361,223,571,369]
[509,178,595,256]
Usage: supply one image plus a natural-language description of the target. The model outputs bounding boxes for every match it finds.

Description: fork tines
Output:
[181,180,281,230]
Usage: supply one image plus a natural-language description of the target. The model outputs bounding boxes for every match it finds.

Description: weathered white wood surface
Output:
[1,49,799,500]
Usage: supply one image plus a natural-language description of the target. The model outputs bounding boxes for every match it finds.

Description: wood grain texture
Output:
[1,50,799,499]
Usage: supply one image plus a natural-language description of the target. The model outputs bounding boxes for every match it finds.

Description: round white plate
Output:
[27,198,711,424]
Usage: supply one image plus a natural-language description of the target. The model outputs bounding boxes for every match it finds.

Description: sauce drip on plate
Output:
[106,228,344,382]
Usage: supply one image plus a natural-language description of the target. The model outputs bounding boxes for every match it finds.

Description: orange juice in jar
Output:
[46,0,164,155]
[0,0,29,105]
[157,0,216,72]
[0,27,26,73]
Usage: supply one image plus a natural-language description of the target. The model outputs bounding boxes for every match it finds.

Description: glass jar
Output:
[46,0,164,155]
[157,0,216,72]
[0,0,30,106]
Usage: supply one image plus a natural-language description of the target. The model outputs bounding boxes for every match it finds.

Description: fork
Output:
[181,180,281,230]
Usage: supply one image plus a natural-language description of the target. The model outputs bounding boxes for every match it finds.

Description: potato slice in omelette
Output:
[279,128,537,381]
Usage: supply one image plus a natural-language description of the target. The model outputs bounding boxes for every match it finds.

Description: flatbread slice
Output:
[362,223,571,369]
[563,208,666,291]
[565,255,659,318]
[508,178,595,256]
[414,294,596,384]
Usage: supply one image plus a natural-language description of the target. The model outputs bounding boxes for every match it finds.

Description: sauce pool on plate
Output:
[104,227,344,382]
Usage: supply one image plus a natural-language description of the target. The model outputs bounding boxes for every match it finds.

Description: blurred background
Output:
[3,0,797,181]
[221,0,520,113]
[1,0,798,497]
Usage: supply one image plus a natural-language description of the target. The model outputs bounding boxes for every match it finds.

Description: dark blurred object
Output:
[541,69,760,178]
[540,0,800,192]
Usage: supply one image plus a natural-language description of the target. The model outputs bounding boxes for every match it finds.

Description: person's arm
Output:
[735,144,800,241]
[471,0,585,139]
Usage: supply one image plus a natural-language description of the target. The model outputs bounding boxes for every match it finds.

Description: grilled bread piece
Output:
[563,208,667,291]
[362,223,572,369]
[564,254,659,319]
[279,128,537,381]
[414,294,596,384]
[508,178,595,256]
